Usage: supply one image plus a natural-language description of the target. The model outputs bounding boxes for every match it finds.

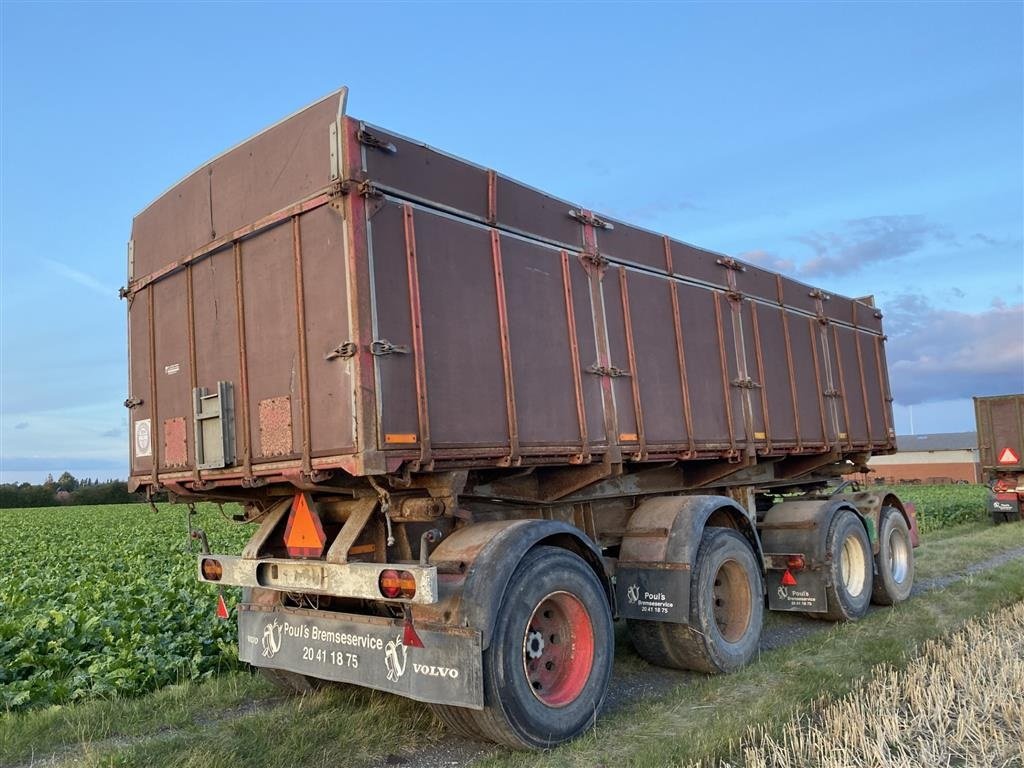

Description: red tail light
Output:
[379,569,417,600]
[786,555,806,571]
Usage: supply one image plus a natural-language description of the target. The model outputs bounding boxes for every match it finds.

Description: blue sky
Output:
[1,1,1022,482]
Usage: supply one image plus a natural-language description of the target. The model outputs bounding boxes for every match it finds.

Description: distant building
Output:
[861,432,980,484]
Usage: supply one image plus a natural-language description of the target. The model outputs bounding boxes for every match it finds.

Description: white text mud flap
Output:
[238,605,484,708]
[766,570,828,612]
[614,565,690,622]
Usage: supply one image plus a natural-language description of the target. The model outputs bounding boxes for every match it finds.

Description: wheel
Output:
[431,546,614,749]
[627,527,763,674]
[871,507,914,605]
[812,510,873,621]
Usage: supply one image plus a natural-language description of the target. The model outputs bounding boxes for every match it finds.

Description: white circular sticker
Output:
[135,419,152,457]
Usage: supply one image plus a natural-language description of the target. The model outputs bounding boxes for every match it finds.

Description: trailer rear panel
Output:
[974,394,1024,473]
[126,89,895,492]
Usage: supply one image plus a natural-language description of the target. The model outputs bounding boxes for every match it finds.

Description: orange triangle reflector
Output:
[216,593,230,620]
[284,493,327,558]
[781,569,798,587]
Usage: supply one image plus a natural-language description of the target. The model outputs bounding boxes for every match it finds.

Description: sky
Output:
[1,1,1022,483]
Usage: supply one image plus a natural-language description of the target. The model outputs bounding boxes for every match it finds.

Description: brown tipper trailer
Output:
[974,394,1024,524]
[125,88,919,748]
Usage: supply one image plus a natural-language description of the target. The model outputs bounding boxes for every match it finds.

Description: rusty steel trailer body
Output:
[125,88,915,749]
[974,394,1024,524]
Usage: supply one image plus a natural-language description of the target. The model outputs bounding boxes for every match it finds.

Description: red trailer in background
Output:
[974,394,1024,524]
[124,88,918,748]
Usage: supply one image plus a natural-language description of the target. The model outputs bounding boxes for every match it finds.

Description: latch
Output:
[357,128,397,154]
[124,396,143,408]
[731,378,762,390]
[587,363,630,378]
[325,342,357,361]
[357,180,383,198]
[823,389,842,398]
[716,257,747,272]
[808,288,831,301]
[568,209,615,230]
[370,340,410,356]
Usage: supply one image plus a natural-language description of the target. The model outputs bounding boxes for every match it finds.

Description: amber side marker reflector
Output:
[201,558,223,581]
[781,569,798,587]
[216,593,230,620]
[385,433,418,444]
[284,492,327,558]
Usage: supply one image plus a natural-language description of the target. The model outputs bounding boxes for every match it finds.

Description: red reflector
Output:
[998,447,1020,464]
[379,569,401,599]
[781,569,798,587]
[216,593,230,620]
[786,555,806,571]
[403,611,425,648]
[284,493,327,558]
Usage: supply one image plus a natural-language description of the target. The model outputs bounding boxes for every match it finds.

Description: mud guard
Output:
[759,499,861,612]
[615,495,763,624]
[415,519,609,650]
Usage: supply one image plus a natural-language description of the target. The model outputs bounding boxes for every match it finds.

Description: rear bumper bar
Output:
[196,554,438,604]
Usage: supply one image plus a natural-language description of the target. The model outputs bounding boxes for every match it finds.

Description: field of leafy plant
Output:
[883,483,988,533]
[0,503,252,711]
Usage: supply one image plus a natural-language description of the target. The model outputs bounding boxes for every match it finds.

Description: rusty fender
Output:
[412,519,609,650]
[616,495,764,623]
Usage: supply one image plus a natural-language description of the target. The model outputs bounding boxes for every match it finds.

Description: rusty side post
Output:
[830,325,854,450]
[808,317,832,451]
[401,204,432,469]
[581,214,622,465]
[852,329,874,445]
[233,241,253,480]
[873,334,894,444]
[341,116,381,470]
[712,291,737,456]
[617,267,647,460]
[779,308,804,452]
[291,215,313,473]
[486,169,498,226]
[185,264,200,483]
[663,238,696,458]
[147,285,159,486]
[490,230,520,466]
[748,302,773,452]
[560,251,590,463]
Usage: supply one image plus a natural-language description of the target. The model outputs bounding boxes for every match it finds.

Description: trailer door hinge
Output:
[325,342,357,361]
[731,378,762,390]
[124,397,144,408]
[569,209,614,230]
[716,257,747,272]
[587,363,630,378]
[808,288,831,301]
[823,389,842,398]
[357,180,382,198]
[370,339,410,356]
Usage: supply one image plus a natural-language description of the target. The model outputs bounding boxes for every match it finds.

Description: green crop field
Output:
[882,483,989,532]
[0,485,993,713]
[0,503,252,711]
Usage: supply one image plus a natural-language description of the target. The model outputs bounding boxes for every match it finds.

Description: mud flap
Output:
[239,604,484,708]
[614,566,690,622]
[765,570,828,612]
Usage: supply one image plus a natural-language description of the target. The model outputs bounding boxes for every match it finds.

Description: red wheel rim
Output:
[522,590,595,707]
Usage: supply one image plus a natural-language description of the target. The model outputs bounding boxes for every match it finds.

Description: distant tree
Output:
[56,472,79,492]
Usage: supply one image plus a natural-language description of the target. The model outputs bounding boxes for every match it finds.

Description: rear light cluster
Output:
[378,569,417,599]
[201,558,223,581]
[786,555,806,571]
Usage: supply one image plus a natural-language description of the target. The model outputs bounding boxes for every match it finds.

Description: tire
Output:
[870,507,914,606]
[627,527,764,675]
[813,510,873,621]
[432,546,614,749]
